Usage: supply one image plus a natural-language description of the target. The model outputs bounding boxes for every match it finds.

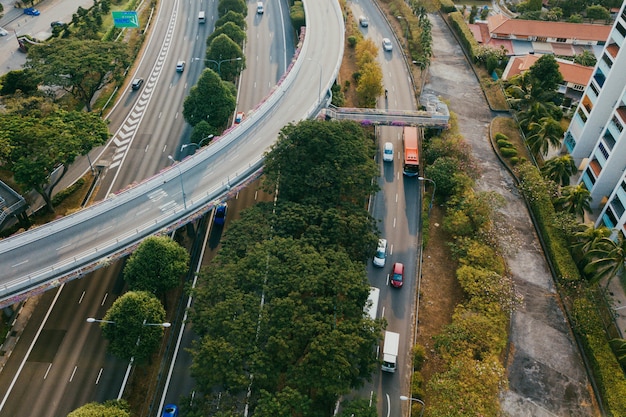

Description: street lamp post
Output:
[180,134,215,154]
[306,58,322,106]
[167,155,187,210]
[86,317,171,327]
[87,317,171,399]
[204,56,242,77]
[418,176,436,213]
[400,396,425,417]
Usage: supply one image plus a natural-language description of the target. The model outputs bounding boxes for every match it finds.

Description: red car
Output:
[390,262,404,288]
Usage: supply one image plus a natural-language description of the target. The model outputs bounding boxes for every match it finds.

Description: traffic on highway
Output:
[0,0,423,416]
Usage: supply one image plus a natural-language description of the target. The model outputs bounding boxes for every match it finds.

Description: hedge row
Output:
[439,0,456,14]
[447,11,480,60]
[571,297,626,416]
[515,162,581,282]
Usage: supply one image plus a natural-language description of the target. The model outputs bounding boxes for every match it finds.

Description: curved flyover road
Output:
[0,0,344,306]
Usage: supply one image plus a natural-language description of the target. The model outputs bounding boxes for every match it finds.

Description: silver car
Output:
[373,238,388,267]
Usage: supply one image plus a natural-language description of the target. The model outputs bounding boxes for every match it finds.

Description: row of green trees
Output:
[182,1,247,144]
[185,120,382,417]
[516,0,620,21]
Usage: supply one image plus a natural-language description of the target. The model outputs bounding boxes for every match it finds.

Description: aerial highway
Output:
[0,0,344,307]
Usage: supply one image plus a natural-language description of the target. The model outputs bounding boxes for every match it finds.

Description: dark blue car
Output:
[162,404,178,417]
[214,203,227,226]
[24,7,40,16]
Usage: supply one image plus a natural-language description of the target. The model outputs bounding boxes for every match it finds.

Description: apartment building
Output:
[564,1,626,231]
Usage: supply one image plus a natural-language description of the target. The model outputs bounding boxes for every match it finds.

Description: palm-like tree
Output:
[584,235,626,287]
[554,183,591,220]
[572,224,611,267]
[505,71,534,111]
[526,116,564,158]
[541,154,577,186]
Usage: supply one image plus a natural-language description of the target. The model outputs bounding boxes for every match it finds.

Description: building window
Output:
[621,180,626,194]
[612,196,625,218]
[585,167,596,185]
[604,131,616,150]
[602,53,613,68]
[594,70,606,88]
[598,143,609,160]
[556,37,566,42]
[590,83,599,97]
[617,22,626,38]
[613,115,624,132]
[605,208,618,228]
[578,108,588,122]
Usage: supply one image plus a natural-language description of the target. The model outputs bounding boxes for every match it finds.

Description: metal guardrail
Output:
[0,0,346,308]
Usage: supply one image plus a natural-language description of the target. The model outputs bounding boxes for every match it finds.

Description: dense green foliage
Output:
[26,39,130,112]
[67,400,131,417]
[101,291,168,364]
[571,297,626,414]
[188,121,380,417]
[123,235,189,296]
[0,103,109,212]
[183,68,237,128]
[422,115,513,416]
[263,120,379,208]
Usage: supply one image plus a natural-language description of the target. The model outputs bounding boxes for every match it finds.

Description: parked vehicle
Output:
[0,27,8,36]
[235,111,244,124]
[381,331,400,372]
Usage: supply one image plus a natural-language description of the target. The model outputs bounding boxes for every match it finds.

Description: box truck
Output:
[381,331,400,373]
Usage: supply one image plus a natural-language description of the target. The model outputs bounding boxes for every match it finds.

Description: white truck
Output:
[381,330,400,373]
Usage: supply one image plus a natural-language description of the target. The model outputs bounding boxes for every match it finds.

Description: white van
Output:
[257,2,264,14]
[198,11,206,23]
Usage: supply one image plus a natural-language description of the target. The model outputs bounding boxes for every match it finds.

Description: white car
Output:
[382,38,393,52]
[176,60,185,72]
[383,142,394,162]
[0,27,8,36]
[359,16,369,27]
[373,238,387,267]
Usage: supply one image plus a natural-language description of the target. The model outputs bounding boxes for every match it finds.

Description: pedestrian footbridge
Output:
[321,94,449,128]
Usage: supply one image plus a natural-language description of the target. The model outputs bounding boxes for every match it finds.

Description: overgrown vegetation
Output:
[416,112,516,416]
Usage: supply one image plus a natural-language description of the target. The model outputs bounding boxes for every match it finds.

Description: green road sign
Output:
[112,11,139,28]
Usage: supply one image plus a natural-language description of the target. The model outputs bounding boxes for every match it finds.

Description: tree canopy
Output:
[0,107,109,212]
[101,291,168,364]
[206,34,246,82]
[183,68,237,128]
[207,21,246,48]
[67,400,130,417]
[263,120,379,209]
[190,237,380,413]
[26,39,130,111]
[123,235,190,296]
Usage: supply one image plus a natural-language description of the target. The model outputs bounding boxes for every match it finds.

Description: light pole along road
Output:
[0,0,345,307]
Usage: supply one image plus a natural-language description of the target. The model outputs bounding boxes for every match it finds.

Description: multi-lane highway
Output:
[0,0,302,415]
[348,1,421,417]
[0,0,343,305]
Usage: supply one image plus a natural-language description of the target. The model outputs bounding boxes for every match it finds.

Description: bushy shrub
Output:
[347,36,357,47]
[497,139,514,148]
[440,0,457,13]
[413,344,427,371]
[500,147,518,158]
[509,156,519,165]
[52,178,86,205]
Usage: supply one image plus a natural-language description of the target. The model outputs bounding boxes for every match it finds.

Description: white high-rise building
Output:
[564,0,626,231]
